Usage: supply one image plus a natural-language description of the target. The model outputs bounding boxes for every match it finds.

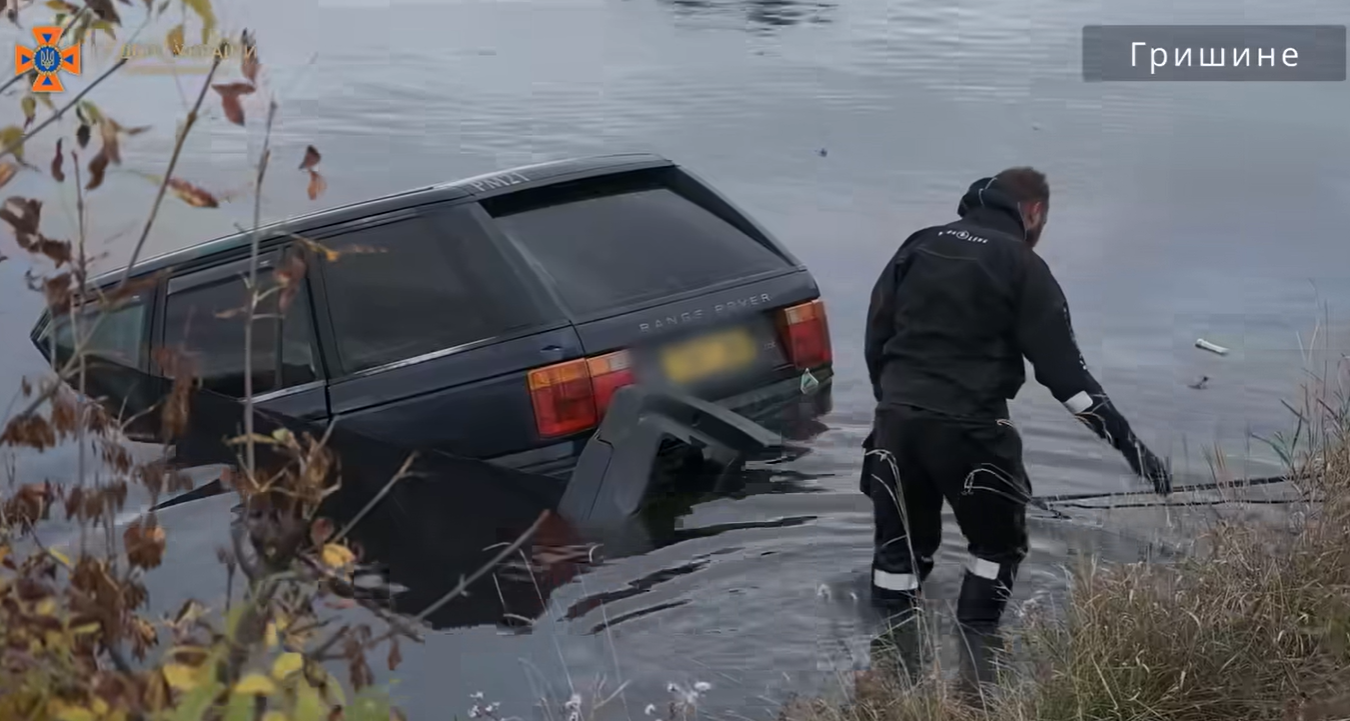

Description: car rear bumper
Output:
[489,365,833,479]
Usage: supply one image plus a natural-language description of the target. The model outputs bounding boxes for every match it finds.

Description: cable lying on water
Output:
[1030,473,1312,514]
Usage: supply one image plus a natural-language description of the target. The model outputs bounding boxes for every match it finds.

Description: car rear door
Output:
[152,248,330,423]
[308,200,582,467]
[479,166,827,406]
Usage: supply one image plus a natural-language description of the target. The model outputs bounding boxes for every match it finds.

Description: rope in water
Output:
[1029,474,1312,515]
[1034,474,1299,504]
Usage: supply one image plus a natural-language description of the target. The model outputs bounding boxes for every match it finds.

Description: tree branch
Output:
[242,99,277,480]
[115,47,226,290]
[0,58,128,162]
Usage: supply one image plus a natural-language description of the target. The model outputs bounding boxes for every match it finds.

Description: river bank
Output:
[786,366,1350,720]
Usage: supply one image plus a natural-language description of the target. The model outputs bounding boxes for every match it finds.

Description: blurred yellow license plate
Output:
[660,328,757,384]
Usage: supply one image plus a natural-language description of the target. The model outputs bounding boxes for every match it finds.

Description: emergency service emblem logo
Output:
[15,26,81,93]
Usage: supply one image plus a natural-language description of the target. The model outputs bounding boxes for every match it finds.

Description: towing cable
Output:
[1030,473,1311,517]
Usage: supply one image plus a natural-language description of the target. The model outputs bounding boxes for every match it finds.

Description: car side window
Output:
[47,296,147,368]
[318,206,540,373]
[161,262,320,398]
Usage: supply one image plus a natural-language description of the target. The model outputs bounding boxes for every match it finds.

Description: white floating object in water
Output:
[1195,338,1229,355]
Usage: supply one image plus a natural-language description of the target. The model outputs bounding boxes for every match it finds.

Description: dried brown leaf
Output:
[310,517,334,546]
[299,145,321,171]
[42,272,73,312]
[240,28,259,83]
[124,519,166,570]
[275,252,306,310]
[85,0,121,24]
[76,123,91,148]
[306,169,326,201]
[98,118,121,165]
[166,177,220,208]
[1,415,57,451]
[50,138,64,182]
[34,237,72,268]
[0,162,16,189]
[166,23,184,54]
[86,148,109,190]
[0,196,42,237]
[212,82,254,126]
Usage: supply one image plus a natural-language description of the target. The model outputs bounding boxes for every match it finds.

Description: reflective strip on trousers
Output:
[966,556,1001,580]
[873,569,919,591]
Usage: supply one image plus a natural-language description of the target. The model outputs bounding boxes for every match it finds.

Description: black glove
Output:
[1121,439,1171,495]
[1070,394,1171,495]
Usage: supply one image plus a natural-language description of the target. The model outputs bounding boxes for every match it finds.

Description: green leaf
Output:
[169,681,225,721]
[78,101,103,125]
[35,94,54,112]
[20,95,36,127]
[294,680,328,721]
[182,0,216,45]
[348,689,393,721]
[223,600,246,638]
[0,125,25,160]
[91,20,116,40]
[223,691,255,721]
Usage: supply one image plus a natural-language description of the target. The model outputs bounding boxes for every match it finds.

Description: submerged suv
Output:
[32,154,833,478]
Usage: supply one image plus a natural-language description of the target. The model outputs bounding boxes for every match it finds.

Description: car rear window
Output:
[318,205,546,373]
[491,184,790,316]
[45,297,147,368]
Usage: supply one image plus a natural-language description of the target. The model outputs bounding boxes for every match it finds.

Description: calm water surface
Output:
[2,0,1349,716]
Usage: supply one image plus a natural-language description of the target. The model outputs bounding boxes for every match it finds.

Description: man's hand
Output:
[1067,393,1171,495]
[1122,440,1171,495]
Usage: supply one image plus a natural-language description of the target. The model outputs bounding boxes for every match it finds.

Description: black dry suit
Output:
[861,176,1169,686]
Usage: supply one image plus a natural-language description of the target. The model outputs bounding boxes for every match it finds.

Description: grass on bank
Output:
[787,361,1350,721]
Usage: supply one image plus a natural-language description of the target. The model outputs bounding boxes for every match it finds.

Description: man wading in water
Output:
[861,168,1172,692]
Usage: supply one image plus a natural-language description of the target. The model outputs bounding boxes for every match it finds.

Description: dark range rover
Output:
[32,154,833,478]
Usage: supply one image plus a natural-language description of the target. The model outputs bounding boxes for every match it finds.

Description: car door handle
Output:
[540,344,564,361]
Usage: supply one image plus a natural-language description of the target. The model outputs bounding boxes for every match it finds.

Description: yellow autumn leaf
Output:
[271,651,303,680]
[0,125,25,160]
[263,713,287,721]
[163,662,199,691]
[35,598,57,616]
[264,621,278,648]
[234,673,277,695]
[320,543,356,569]
[49,548,71,567]
[166,23,184,53]
[71,622,100,636]
[49,699,95,721]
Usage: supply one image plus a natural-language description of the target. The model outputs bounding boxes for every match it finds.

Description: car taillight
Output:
[778,298,832,369]
[528,350,636,439]
[528,359,597,439]
[587,350,636,415]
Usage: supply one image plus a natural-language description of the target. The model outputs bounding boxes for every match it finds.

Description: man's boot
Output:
[869,560,932,684]
[954,557,1017,705]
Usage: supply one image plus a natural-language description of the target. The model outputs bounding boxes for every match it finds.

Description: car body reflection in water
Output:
[84,357,828,635]
[656,0,834,29]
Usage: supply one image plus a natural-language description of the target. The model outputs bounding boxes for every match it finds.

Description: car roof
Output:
[89,152,674,287]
